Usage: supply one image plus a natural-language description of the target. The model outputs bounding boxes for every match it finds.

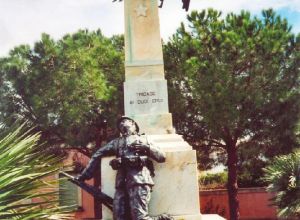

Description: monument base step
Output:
[173,214,226,220]
[92,214,225,220]
[172,214,202,220]
[173,214,225,220]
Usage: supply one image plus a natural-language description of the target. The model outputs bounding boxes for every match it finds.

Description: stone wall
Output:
[200,187,278,220]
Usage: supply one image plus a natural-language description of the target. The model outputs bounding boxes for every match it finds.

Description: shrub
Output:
[199,171,228,189]
[263,151,300,218]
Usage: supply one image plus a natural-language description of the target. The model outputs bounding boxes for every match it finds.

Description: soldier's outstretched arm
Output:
[76,140,116,181]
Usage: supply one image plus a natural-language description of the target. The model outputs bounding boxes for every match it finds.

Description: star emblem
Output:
[135,4,147,17]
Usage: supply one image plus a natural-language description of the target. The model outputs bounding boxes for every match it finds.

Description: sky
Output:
[0,0,300,57]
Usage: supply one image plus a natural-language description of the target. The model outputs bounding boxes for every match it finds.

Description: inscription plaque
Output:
[124,80,169,116]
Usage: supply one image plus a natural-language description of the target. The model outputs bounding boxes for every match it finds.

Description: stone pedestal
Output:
[101,135,202,219]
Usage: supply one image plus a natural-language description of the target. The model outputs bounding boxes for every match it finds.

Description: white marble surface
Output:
[124,80,169,116]
[129,113,173,135]
[124,0,164,69]
[148,134,192,151]
[101,156,116,220]
[149,150,200,216]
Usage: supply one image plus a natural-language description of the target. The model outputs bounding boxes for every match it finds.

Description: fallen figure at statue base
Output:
[65,117,174,220]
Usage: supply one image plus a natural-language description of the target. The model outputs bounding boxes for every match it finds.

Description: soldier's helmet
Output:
[117,116,140,134]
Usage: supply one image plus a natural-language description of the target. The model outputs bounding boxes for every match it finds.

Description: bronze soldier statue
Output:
[76,117,172,220]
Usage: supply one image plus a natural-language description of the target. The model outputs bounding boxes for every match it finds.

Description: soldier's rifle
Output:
[60,171,113,211]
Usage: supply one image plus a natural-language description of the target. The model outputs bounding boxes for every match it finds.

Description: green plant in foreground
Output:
[263,151,300,218]
[0,124,72,219]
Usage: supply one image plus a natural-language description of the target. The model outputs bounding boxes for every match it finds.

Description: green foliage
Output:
[0,30,124,155]
[164,8,300,182]
[0,123,72,219]
[263,151,300,218]
[164,8,300,219]
[237,146,268,187]
[199,172,228,189]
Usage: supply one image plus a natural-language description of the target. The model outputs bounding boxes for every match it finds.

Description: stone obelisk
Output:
[123,0,172,134]
[101,0,202,219]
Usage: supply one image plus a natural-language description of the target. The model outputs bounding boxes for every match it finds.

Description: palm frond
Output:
[263,151,300,218]
[0,123,74,219]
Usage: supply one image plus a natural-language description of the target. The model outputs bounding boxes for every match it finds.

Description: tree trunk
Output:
[226,144,240,220]
[93,131,103,219]
[93,165,102,218]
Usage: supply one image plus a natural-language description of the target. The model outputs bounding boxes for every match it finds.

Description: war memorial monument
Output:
[102,0,201,219]
[75,1,224,219]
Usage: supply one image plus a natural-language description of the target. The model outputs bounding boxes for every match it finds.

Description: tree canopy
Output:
[164,9,300,219]
[0,30,124,156]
